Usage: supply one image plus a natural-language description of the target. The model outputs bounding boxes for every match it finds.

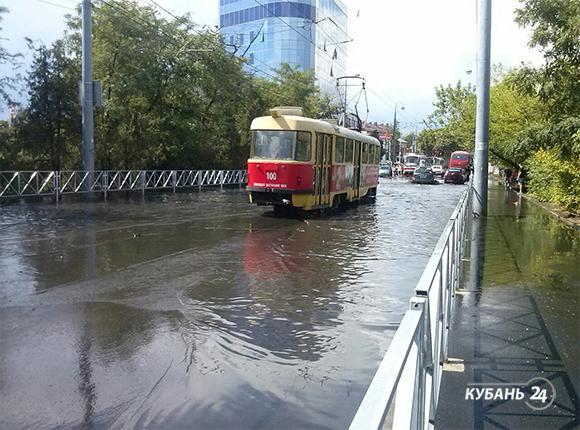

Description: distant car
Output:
[444,167,467,184]
[431,164,444,176]
[379,162,393,177]
[412,166,436,184]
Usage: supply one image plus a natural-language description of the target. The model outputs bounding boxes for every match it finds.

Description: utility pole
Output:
[391,103,404,163]
[81,0,94,175]
[392,107,397,163]
[473,0,492,216]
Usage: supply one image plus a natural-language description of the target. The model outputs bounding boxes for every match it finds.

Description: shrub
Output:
[527,148,580,213]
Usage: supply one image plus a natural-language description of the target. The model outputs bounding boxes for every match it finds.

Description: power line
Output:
[143,0,304,89]
[251,0,343,84]
[35,0,76,11]
[282,0,350,57]
[366,87,423,125]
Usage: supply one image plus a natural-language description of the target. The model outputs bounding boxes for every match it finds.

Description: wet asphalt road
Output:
[0,178,466,429]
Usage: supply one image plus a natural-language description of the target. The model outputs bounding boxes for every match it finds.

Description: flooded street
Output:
[0,179,466,429]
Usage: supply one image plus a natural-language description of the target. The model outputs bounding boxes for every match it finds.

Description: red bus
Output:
[448,151,472,179]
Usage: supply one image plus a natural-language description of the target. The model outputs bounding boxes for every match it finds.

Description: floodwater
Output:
[0,178,465,429]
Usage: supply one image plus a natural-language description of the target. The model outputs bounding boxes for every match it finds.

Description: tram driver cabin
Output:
[247,107,381,212]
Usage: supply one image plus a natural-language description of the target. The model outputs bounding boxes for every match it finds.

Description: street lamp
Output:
[391,103,404,164]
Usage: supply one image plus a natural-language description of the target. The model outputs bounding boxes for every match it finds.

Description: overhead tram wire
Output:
[100,0,186,47]
[144,0,339,94]
[142,0,327,100]
[366,87,423,127]
[97,1,277,114]
[282,0,350,58]
[109,0,274,78]
[366,86,422,125]
[251,0,341,89]
[98,0,325,115]
[35,0,76,10]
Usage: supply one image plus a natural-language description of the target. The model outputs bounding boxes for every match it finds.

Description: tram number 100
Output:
[266,171,277,181]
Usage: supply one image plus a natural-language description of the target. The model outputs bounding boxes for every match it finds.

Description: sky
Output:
[1,0,543,130]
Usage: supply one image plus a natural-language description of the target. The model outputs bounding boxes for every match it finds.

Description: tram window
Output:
[335,137,345,163]
[362,143,368,164]
[295,131,311,161]
[345,139,353,162]
[252,130,295,160]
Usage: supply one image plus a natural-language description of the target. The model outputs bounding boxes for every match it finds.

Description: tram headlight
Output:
[296,176,302,185]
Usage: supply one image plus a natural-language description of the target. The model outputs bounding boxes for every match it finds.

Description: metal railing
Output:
[350,185,472,430]
[0,170,247,200]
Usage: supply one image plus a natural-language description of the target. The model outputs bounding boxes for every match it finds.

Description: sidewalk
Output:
[435,185,579,429]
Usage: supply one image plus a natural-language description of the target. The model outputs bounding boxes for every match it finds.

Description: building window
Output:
[219,2,316,28]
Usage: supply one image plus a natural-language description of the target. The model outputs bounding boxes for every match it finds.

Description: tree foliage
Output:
[514,0,580,120]
[418,81,475,156]
[418,1,579,212]
[2,0,338,171]
[16,40,80,170]
[0,6,21,108]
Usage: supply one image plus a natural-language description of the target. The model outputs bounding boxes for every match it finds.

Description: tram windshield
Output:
[251,130,311,161]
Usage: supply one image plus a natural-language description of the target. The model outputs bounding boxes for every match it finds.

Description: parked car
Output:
[431,164,444,176]
[379,161,393,177]
[412,166,436,184]
[444,167,467,184]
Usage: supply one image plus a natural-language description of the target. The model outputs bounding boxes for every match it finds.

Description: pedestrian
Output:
[517,169,525,194]
[503,167,512,189]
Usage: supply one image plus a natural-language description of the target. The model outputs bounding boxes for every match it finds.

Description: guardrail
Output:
[349,185,472,430]
[0,170,247,201]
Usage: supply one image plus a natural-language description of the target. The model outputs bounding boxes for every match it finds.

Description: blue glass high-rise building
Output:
[219,0,348,98]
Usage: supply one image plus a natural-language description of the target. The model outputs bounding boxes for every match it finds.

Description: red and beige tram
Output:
[247,107,380,212]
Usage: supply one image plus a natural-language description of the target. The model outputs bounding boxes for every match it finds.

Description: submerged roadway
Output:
[0,178,465,429]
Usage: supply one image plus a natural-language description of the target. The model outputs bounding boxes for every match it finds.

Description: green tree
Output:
[418,81,475,157]
[514,0,580,121]
[17,40,80,170]
[6,1,341,171]
[258,63,339,119]
[0,6,21,108]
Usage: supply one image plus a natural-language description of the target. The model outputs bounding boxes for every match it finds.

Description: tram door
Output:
[353,141,361,198]
[315,133,331,206]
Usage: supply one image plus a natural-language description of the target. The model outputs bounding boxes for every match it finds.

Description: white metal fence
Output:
[349,185,472,430]
[0,170,247,200]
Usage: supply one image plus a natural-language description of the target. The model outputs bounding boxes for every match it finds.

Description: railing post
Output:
[220,170,224,190]
[55,171,60,204]
[103,171,108,201]
[172,170,176,193]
